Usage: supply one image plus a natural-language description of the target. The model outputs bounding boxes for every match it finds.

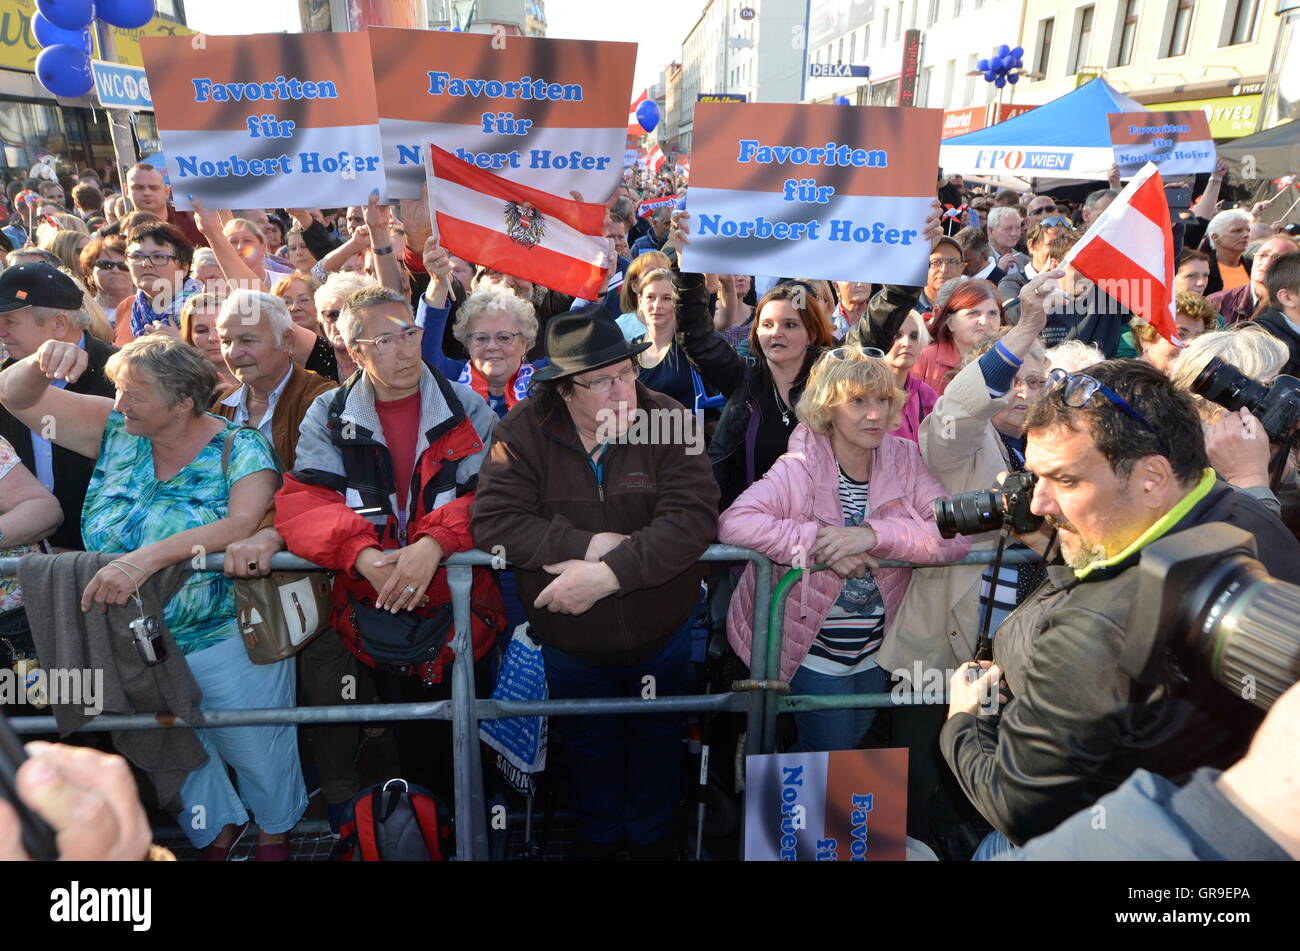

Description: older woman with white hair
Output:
[1168,326,1293,512]
[719,348,968,752]
[1043,339,1106,374]
[0,334,303,860]
[416,246,541,418]
[314,271,373,383]
[1203,209,1253,296]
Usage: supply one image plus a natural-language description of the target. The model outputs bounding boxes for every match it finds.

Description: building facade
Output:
[1018,0,1282,138]
[425,0,547,36]
[677,0,804,153]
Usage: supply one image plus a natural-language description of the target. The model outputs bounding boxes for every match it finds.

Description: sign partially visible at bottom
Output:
[744,747,907,861]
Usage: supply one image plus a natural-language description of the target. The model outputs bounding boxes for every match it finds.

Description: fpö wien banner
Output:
[744,748,907,861]
[140,33,386,212]
[682,102,943,285]
[369,28,636,200]
[1108,110,1216,178]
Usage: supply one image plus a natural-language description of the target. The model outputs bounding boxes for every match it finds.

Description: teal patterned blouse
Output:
[81,412,278,655]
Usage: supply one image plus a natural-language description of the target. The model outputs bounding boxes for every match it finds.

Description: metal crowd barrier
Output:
[761,552,1047,751]
[2,546,1040,860]
[1,546,772,862]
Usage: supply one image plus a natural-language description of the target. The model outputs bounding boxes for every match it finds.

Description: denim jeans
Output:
[542,623,690,847]
[788,662,889,753]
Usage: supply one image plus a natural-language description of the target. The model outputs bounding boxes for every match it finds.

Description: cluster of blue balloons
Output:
[33,0,156,99]
[978,44,1024,89]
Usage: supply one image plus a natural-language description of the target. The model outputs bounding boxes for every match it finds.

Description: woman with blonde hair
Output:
[179,292,239,400]
[617,250,672,324]
[38,229,90,273]
[718,348,968,751]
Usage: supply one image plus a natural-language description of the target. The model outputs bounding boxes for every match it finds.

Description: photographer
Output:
[942,358,1300,858]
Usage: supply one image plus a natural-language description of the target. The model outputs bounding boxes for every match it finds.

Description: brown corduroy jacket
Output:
[212,361,337,529]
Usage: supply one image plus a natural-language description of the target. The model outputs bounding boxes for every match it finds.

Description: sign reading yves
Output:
[682,102,942,285]
[369,28,635,200]
[1108,110,1216,177]
[139,32,385,211]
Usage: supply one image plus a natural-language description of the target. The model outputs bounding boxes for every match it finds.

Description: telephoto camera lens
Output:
[1189,356,1269,416]
[1127,524,1300,711]
[934,489,1003,539]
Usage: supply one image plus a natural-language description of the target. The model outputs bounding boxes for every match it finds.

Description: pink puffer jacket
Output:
[718,424,970,683]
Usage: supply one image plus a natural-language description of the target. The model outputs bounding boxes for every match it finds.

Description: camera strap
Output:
[1268,430,1298,493]
[976,525,1015,662]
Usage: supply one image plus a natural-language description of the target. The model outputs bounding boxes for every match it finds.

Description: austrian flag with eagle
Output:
[504,201,547,248]
[426,144,611,299]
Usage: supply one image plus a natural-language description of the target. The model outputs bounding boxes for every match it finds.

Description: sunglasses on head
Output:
[1046,368,1164,446]
[827,345,885,361]
[1039,216,1071,228]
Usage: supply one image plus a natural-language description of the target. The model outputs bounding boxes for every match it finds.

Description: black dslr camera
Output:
[1125,523,1300,711]
[1191,357,1300,443]
[934,471,1043,539]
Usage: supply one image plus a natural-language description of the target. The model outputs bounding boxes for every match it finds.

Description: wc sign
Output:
[91,61,153,111]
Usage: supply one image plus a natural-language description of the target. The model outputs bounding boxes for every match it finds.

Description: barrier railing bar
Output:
[760,552,1047,752]
[7,700,453,734]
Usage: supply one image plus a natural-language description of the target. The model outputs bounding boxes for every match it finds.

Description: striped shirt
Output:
[803,467,887,676]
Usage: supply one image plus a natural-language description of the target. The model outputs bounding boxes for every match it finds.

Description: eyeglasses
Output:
[127,251,179,266]
[828,346,885,360]
[94,259,129,273]
[571,366,639,395]
[1039,216,1071,228]
[929,256,963,270]
[467,331,524,349]
[353,325,422,354]
[1046,368,1162,438]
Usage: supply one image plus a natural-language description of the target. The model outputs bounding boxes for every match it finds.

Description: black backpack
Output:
[337,779,454,861]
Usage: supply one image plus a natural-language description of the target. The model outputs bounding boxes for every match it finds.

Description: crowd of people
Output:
[0,152,1297,864]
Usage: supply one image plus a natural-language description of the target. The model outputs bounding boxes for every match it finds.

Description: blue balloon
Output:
[35,0,95,31]
[1014,56,1024,69]
[835,95,850,105]
[1011,46,1024,59]
[96,0,155,30]
[31,12,91,52]
[997,43,1010,58]
[995,76,1007,89]
[35,43,93,98]
[977,58,989,72]
[1008,73,1020,84]
[636,98,660,133]
[984,71,997,83]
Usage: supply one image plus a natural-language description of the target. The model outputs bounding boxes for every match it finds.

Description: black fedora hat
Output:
[532,303,651,382]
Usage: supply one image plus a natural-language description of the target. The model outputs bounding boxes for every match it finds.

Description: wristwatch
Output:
[372,245,394,256]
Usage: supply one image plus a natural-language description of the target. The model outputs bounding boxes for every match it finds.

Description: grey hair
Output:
[315,271,375,313]
[986,206,1021,230]
[105,334,218,416]
[191,247,219,271]
[1206,210,1251,248]
[27,303,91,331]
[453,283,538,349]
[1044,339,1106,374]
[1169,327,1290,408]
[1084,188,1120,210]
[338,285,411,347]
[217,289,294,348]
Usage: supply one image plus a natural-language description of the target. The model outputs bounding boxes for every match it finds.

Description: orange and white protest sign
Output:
[368,28,635,200]
[682,102,943,284]
[141,32,385,211]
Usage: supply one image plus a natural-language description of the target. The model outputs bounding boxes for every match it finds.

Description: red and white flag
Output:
[426,144,610,301]
[1060,161,1178,344]
[629,89,650,135]
[648,145,667,174]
